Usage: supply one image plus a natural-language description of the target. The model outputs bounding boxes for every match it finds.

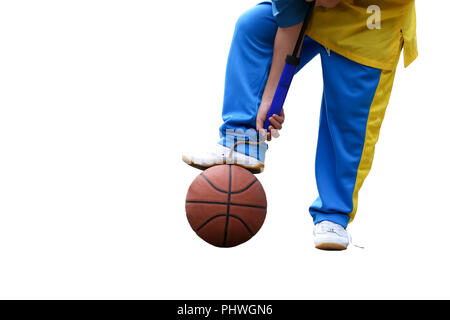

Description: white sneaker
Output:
[182,144,265,174]
[313,221,349,251]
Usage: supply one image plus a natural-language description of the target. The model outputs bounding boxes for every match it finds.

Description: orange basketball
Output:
[185,165,267,247]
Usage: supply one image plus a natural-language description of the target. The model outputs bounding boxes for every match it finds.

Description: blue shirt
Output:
[272,0,309,27]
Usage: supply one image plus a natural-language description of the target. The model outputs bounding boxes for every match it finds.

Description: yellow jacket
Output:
[306,0,418,70]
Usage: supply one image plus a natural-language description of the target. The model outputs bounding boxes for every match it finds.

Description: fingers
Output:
[270,126,280,139]
[258,127,270,142]
[257,124,279,142]
[256,107,285,142]
[280,109,285,121]
[268,117,282,130]
[265,129,271,142]
[267,126,278,141]
[256,115,270,141]
[274,109,285,124]
[269,111,285,130]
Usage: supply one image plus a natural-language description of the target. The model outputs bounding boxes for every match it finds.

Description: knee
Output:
[234,4,277,42]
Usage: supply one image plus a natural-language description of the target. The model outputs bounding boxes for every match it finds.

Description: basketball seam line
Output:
[200,174,258,194]
[231,179,258,194]
[222,165,232,246]
[195,214,253,237]
[229,214,254,236]
[186,200,267,210]
[195,214,226,232]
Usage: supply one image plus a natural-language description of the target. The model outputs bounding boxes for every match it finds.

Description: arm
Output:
[256,24,303,141]
[256,0,341,141]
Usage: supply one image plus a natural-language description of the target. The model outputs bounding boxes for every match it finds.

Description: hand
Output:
[256,102,285,142]
[306,0,341,8]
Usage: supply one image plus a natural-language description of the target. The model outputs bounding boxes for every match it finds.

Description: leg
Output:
[219,2,319,162]
[310,46,400,228]
[183,2,320,173]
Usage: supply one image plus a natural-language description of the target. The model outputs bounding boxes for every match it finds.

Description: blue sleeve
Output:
[272,0,310,28]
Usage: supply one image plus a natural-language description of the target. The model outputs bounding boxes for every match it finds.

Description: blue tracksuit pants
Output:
[219,2,399,228]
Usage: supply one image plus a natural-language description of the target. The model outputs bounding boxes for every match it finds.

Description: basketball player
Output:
[182,0,418,250]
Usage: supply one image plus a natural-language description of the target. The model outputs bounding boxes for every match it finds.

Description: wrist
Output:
[260,99,273,109]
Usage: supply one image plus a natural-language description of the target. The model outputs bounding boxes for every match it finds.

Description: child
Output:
[182,0,418,250]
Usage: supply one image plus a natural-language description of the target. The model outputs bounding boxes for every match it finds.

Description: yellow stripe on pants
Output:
[349,55,401,223]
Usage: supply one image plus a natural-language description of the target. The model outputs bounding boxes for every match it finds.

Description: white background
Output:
[0,1,448,299]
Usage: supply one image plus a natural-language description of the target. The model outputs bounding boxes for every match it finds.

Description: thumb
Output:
[255,115,269,141]
[256,115,264,132]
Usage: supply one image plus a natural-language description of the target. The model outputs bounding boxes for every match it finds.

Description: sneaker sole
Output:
[315,242,348,251]
[182,155,264,174]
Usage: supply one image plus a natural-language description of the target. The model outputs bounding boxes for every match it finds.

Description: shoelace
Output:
[347,232,365,249]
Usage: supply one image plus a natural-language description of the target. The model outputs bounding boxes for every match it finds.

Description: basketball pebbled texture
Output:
[185,165,267,248]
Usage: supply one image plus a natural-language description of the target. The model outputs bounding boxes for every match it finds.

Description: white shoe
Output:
[313,221,349,251]
[182,144,265,174]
